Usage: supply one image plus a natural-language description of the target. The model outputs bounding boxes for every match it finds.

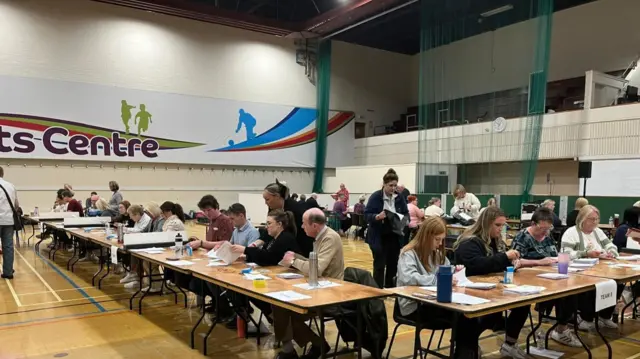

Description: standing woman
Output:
[108,181,123,212]
[364,168,408,289]
[262,180,312,257]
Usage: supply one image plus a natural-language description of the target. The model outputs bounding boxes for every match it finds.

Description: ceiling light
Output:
[480,4,514,18]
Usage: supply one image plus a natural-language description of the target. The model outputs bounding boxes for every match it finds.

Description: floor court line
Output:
[5,279,22,307]
[33,250,106,312]
[15,250,62,302]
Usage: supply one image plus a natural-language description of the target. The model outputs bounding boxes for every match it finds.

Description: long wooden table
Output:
[130,248,391,357]
[391,269,612,359]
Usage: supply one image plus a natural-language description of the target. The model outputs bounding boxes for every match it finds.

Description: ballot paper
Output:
[277,273,305,279]
[618,255,640,261]
[244,273,271,280]
[170,260,194,266]
[215,241,241,264]
[293,281,342,290]
[129,247,165,254]
[573,258,599,265]
[416,288,490,305]
[207,248,219,259]
[537,273,569,280]
[504,285,545,295]
[453,268,497,289]
[266,290,312,302]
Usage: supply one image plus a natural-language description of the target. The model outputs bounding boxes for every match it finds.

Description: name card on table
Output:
[111,245,119,264]
[595,279,617,312]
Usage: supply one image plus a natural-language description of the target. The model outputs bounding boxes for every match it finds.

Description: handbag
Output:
[0,183,23,231]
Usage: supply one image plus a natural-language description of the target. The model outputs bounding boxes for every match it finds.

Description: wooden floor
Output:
[2,226,640,358]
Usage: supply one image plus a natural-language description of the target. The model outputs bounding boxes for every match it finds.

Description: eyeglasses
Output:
[535,223,554,232]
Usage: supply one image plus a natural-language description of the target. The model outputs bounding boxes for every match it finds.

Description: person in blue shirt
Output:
[219,203,259,248]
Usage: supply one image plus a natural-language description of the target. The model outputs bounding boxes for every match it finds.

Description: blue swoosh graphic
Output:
[211,107,317,152]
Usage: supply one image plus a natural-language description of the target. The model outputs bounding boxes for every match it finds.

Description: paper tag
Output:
[595,279,617,312]
[110,245,118,265]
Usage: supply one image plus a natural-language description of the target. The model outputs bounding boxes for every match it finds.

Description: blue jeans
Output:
[0,226,14,276]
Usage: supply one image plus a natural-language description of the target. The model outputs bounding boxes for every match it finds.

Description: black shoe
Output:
[1,273,14,279]
[274,351,299,359]
[301,342,330,359]
[217,313,236,324]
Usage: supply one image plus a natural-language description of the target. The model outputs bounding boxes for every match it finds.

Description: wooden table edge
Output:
[393,285,597,319]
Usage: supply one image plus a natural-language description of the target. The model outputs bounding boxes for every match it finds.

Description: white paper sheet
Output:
[215,241,241,264]
[569,263,595,268]
[207,248,219,259]
[244,273,271,280]
[420,286,438,292]
[266,290,312,302]
[110,245,118,264]
[207,261,228,267]
[451,293,490,305]
[277,273,305,279]
[169,260,195,266]
[293,281,342,290]
[595,279,617,312]
[453,268,496,289]
[618,255,640,261]
[504,285,545,295]
[537,273,569,280]
[574,258,599,265]
[130,247,166,253]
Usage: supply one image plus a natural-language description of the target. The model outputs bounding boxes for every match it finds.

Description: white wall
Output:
[409,0,640,105]
[0,0,411,208]
[323,164,416,195]
[580,159,640,197]
[331,41,412,137]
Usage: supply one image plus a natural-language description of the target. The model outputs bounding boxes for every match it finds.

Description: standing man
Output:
[0,167,17,279]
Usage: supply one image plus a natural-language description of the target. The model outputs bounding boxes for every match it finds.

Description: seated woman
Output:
[120,205,152,289]
[161,201,186,232]
[511,207,581,347]
[424,197,444,217]
[454,207,529,359]
[231,209,299,266]
[561,205,623,330]
[114,201,135,227]
[145,202,165,232]
[396,217,479,358]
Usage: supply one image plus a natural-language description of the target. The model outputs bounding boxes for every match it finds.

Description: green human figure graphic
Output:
[120,100,136,134]
[134,104,153,137]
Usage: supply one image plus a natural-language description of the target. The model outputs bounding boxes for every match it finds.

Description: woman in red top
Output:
[188,195,233,250]
[61,190,84,217]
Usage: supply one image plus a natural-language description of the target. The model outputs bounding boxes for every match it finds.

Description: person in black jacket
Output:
[232,209,299,266]
[261,180,313,257]
[364,168,409,289]
[566,197,588,227]
[454,207,529,359]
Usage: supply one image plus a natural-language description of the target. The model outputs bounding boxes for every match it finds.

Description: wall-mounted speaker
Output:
[578,161,592,179]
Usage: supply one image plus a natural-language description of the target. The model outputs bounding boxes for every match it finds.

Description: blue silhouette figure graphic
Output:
[236,109,257,141]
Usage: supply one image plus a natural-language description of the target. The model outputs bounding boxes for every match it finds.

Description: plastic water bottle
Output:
[436,265,453,303]
[34,207,39,217]
[536,331,545,350]
[308,252,319,287]
[105,223,111,236]
[174,233,183,258]
[504,266,514,284]
[609,216,614,226]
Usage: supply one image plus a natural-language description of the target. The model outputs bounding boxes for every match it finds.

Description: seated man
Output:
[511,207,582,347]
[274,208,345,359]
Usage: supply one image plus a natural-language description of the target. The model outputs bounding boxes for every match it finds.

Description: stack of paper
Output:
[569,262,596,268]
[450,293,490,305]
[537,273,569,280]
[170,260,195,266]
[130,247,165,254]
[454,268,497,290]
[610,263,640,270]
[293,281,341,290]
[266,290,312,302]
[504,285,545,295]
[207,248,219,259]
[277,273,304,279]
[619,255,640,261]
[574,258,599,265]
[244,273,271,280]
